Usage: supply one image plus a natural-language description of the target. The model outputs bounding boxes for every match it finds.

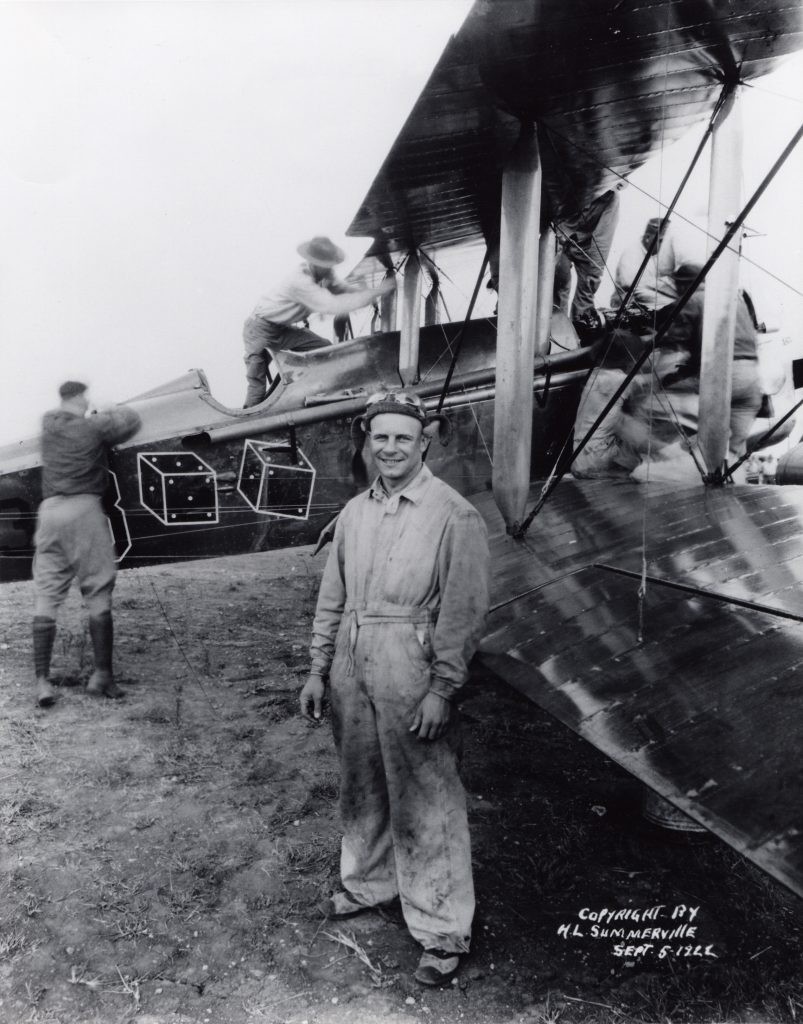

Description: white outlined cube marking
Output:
[138,452,219,526]
[237,439,315,520]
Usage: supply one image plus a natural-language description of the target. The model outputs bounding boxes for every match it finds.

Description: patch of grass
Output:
[21,889,43,918]
[55,624,88,676]
[323,928,395,988]
[524,992,569,1024]
[0,794,60,843]
[0,928,36,962]
[282,833,339,874]
[307,772,340,802]
[161,874,207,916]
[609,961,803,1024]
[129,707,173,725]
[5,722,51,771]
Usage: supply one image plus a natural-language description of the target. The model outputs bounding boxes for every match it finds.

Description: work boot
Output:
[414,949,462,986]
[33,616,58,707]
[86,670,124,699]
[86,612,123,699]
[318,890,398,919]
[36,678,59,707]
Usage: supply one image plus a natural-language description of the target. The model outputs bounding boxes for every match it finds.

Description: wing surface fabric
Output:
[476,478,803,898]
[347,0,803,269]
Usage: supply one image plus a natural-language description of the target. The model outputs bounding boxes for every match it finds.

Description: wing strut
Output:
[399,252,423,385]
[698,85,743,478]
[492,124,542,532]
[501,82,736,529]
[515,119,803,539]
[535,227,557,356]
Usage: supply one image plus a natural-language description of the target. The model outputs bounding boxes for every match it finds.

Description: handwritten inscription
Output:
[557,904,718,960]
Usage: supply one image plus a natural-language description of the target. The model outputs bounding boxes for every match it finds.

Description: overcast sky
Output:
[1,1,801,445]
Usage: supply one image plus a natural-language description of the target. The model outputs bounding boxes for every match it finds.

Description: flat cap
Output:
[58,380,88,400]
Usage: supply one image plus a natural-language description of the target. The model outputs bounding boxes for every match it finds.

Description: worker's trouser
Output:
[554,190,620,321]
[329,609,474,954]
[33,494,116,618]
[572,437,641,479]
[243,321,332,407]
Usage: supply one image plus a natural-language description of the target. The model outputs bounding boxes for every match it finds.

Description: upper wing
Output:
[347,0,803,261]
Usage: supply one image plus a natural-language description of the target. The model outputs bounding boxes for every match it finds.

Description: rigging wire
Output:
[352,242,496,466]
[724,394,803,481]
[411,246,494,455]
[741,78,803,108]
[435,250,490,413]
[431,323,495,467]
[405,246,496,466]
[140,573,220,714]
[516,116,803,538]
[438,290,453,325]
[639,5,672,644]
[540,119,803,301]
[562,226,704,464]
[533,84,732,513]
[416,246,493,383]
[611,84,733,333]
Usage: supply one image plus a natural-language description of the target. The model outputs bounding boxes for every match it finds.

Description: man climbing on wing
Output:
[242,236,394,407]
[299,389,489,988]
[654,262,763,460]
[570,318,691,479]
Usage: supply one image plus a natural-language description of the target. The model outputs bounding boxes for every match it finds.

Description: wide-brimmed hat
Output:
[297,236,345,267]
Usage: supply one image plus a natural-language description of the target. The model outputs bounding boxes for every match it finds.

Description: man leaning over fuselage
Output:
[242,236,394,407]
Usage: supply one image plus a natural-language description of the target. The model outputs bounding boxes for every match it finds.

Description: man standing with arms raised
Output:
[300,389,489,987]
[32,381,141,706]
[611,216,679,311]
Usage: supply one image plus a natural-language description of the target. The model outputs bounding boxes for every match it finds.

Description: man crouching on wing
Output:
[300,388,490,987]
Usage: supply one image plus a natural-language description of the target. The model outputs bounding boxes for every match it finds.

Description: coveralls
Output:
[309,465,490,953]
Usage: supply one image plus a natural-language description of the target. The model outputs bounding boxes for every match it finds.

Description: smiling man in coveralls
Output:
[300,389,490,986]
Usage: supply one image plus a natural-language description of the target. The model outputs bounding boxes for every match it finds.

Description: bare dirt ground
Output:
[1,547,801,1024]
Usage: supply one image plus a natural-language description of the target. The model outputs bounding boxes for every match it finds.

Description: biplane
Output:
[1,1,802,899]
